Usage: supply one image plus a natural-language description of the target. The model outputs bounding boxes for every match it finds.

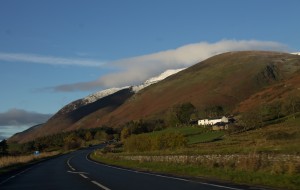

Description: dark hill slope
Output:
[237,70,300,112]
[9,88,134,143]
[81,51,300,127]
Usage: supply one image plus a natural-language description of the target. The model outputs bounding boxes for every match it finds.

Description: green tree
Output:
[204,105,224,118]
[94,131,106,141]
[0,139,8,156]
[167,102,196,126]
[120,127,131,142]
[267,101,282,120]
[20,141,35,153]
[152,132,187,150]
[84,131,93,141]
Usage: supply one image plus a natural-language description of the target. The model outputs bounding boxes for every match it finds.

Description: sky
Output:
[0,0,299,140]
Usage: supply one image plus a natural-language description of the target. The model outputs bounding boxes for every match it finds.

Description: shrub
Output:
[123,132,187,152]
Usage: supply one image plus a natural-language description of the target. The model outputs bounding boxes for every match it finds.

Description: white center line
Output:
[79,174,89,179]
[91,180,111,190]
[67,156,76,171]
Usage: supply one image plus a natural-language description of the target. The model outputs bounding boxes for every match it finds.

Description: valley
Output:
[2,51,300,190]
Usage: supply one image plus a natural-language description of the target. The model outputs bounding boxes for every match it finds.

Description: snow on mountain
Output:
[84,68,185,103]
[132,68,185,92]
[56,68,186,115]
[291,52,300,55]
[145,68,186,85]
[83,86,130,104]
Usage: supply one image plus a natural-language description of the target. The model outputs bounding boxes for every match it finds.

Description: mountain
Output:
[85,51,300,127]
[8,68,185,143]
[9,51,300,143]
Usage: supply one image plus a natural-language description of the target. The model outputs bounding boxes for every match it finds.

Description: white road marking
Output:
[67,156,76,171]
[86,154,244,190]
[79,174,89,179]
[67,171,88,174]
[0,167,33,185]
[91,180,111,190]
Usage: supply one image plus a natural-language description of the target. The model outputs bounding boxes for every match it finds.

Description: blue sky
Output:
[0,0,299,139]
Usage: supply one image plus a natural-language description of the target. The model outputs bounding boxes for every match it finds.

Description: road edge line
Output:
[86,153,244,190]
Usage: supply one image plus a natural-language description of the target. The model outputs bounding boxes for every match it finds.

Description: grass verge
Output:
[0,151,61,174]
[90,152,300,190]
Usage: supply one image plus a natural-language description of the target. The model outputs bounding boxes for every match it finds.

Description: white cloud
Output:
[52,39,288,92]
[0,52,105,67]
[0,108,52,126]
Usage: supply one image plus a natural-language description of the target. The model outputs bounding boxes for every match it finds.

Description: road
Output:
[0,145,257,190]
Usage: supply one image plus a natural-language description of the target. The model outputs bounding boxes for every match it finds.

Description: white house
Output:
[198,116,229,126]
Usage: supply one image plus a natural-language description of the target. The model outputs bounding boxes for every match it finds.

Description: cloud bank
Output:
[0,52,105,67]
[0,108,52,126]
[52,40,287,92]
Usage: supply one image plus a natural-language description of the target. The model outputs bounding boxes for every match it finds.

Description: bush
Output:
[123,132,187,152]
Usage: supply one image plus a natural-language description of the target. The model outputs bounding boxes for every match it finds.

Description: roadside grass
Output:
[91,117,300,189]
[91,153,300,190]
[0,151,60,174]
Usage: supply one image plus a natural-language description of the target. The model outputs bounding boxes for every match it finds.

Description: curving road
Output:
[0,145,255,190]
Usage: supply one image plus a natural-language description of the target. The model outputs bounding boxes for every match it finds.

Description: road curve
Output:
[0,145,255,190]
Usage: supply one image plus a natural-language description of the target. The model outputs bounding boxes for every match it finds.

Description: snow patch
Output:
[83,86,130,104]
[291,52,300,55]
[132,68,185,92]
[82,68,185,104]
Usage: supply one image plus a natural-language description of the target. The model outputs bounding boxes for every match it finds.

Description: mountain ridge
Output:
[9,51,300,143]
[8,68,185,143]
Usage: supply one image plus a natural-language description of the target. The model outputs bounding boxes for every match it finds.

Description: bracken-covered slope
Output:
[9,51,300,143]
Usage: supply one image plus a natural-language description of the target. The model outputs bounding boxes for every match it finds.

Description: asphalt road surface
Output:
[0,145,264,190]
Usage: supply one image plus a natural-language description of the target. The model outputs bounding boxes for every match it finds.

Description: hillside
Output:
[8,69,184,143]
[9,88,135,143]
[81,51,300,127]
[9,51,300,143]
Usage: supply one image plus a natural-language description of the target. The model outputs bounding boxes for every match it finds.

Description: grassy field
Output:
[147,126,224,144]
[91,117,300,189]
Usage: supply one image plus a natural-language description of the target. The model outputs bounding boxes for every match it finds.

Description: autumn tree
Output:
[64,133,82,150]
[239,108,263,131]
[84,131,93,141]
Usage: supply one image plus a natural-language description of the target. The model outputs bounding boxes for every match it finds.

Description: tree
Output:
[84,131,93,141]
[64,133,82,150]
[120,127,131,142]
[239,109,263,131]
[167,102,196,126]
[94,131,106,141]
[204,105,224,118]
[285,95,300,119]
[0,139,8,156]
[267,101,282,120]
